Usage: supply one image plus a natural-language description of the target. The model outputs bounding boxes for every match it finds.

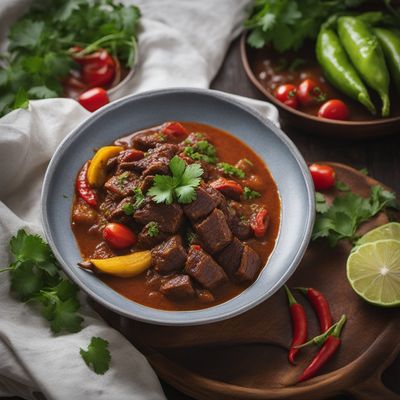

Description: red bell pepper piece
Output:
[161,122,188,138]
[76,161,97,207]
[250,208,269,238]
[210,177,243,199]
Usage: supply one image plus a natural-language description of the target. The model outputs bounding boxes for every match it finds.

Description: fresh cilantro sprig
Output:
[183,140,218,164]
[147,222,159,237]
[217,162,245,179]
[122,188,145,215]
[244,0,365,51]
[0,0,141,116]
[312,186,398,246]
[243,186,261,200]
[80,336,111,375]
[148,156,204,205]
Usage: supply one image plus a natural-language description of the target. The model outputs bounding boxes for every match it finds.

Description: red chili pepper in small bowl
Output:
[298,314,346,382]
[296,287,333,332]
[309,163,336,191]
[78,87,109,112]
[76,161,97,207]
[284,285,307,365]
[275,84,299,109]
[250,208,270,238]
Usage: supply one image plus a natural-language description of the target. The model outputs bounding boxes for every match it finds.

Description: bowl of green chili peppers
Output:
[242,0,400,138]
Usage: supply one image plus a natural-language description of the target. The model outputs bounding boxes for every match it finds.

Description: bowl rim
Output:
[41,87,315,326]
[240,33,400,128]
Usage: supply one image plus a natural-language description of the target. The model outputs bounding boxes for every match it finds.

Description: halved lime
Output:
[347,239,400,307]
[357,222,400,246]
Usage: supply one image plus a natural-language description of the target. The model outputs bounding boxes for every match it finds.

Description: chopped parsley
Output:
[147,222,159,237]
[80,337,111,375]
[148,156,203,204]
[243,186,261,200]
[183,140,218,164]
[313,186,398,246]
[123,188,145,214]
[122,202,135,215]
[217,162,245,179]
[117,171,130,189]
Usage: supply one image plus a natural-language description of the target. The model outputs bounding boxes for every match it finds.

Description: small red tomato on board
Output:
[161,122,188,138]
[275,84,298,109]
[78,88,109,112]
[318,100,349,120]
[309,163,336,191]
[103,223,137,249]
[297,79,327,106]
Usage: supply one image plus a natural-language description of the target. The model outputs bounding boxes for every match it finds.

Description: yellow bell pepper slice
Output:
[87,146,123,187]
[90,251,152,278]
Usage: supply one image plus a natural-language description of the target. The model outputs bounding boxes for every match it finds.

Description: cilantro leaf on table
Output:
[312,186,398,246]
[80,337,111,375]
[244,0,365,51]
[148,156,204,205]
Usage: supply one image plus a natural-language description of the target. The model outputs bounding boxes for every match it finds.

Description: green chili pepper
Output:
[316,27,376,115]
[337,16,390,117]
[373,28,400,94]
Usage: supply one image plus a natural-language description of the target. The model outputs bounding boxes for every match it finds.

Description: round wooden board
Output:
[93,163,400,400]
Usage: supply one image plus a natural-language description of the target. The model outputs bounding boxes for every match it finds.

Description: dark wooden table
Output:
[161,36,400,400]
[5,37,400,400]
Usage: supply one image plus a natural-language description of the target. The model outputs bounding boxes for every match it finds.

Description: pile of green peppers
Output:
[316,14,400,117]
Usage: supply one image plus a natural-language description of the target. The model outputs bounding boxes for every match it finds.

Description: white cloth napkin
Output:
[0,1,279,399]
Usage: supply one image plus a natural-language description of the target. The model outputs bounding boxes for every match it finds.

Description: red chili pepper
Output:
[284,285,307,365]
[76,161,97,207]
[161,122,188,138]
[250,208,270,238]
[297,287,333,332]
[298,315,346,382]
[210,177,243,199]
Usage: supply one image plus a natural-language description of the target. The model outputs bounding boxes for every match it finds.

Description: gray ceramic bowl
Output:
[41,88,315,326]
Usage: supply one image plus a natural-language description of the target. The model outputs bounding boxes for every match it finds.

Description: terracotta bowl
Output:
[240,34,400,139]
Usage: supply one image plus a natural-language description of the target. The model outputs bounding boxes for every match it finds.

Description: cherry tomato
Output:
[309,163,336,191]
[82,62,115,87]
[250,208,269,238]
[161,122,188,138]
[275,84,298,109]
[103,223,137,249]
[78,88,109,112]
[297,79,327,106]
[318,100,349,120]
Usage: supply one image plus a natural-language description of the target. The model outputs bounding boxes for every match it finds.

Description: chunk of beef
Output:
[196,289,215,303]
[109,197,133,221]
[216,237,244,277]
[72,198,98,224]
[139,175,154,194]
[194,208,232,253]
[106,156,119,172]
[134,199,183,233]
[104,171,139,197]
[160,275,195,300]
[235,245,261,282]
[222,201,252,241]
[185,246,227,291]
[132,132,166,151]
[92,241,115,259]
[183,186,217,221]
[151,235,187,274]
[137,223,169,249]
[206,185,226,207]
[99,192,120,220]
[145,269,167,291]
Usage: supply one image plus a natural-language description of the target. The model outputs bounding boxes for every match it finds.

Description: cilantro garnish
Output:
[122,203,134,215]
[183,140,218,164]
[148,156,203,205]
[0,0,141,116]
[122,188,145,215]
[243,186,261,200]
[147,222,159,237]
[217,162,245,179]
[312,186,398,246]
[80,337,111,375]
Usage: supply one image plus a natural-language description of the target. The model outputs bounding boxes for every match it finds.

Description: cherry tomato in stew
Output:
[103,223,137,249]
[275,84,298,109]
[297,79,326,106]
[309,163,336,190]
[318,100,349,120]
[250,208,270,238]
[78,88,109,112]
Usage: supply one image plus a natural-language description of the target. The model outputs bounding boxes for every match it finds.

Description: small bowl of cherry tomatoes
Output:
[241,36,400,139]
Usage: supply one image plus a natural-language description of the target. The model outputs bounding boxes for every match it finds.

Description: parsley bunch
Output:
[0,0,141,116]
[313,186,398,246]
[244,0,365,51]
[148,156,204,205]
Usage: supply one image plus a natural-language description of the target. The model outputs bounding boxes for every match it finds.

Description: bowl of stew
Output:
[41,88,315,325]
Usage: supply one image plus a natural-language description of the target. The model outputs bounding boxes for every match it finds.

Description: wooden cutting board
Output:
[93,163,400,400]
